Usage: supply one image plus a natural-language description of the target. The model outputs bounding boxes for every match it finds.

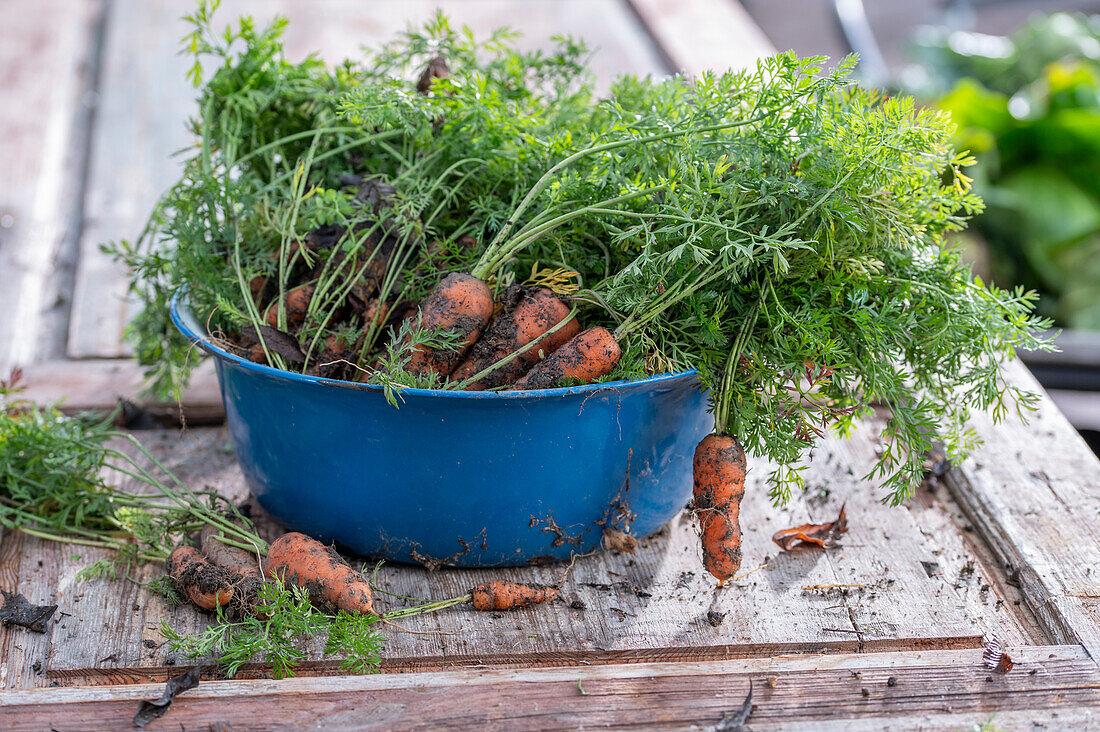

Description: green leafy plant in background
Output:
[912,12,1100,329]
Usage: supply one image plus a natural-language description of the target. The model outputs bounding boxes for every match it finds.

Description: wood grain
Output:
[28,421,1007,686]
[942,360,1100,658]
[1,645,1094,731]
[0,0,103,370]
[16,358,223,424]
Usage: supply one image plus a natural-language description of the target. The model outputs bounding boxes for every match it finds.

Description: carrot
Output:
[509,326,621,390]
[264,284,314,328]
[264,532,375,616]
[693,434,747,584]
[404,272,494,378]
[451,286,579,389]
[166,545,234,611]
[199,525,263,580]
[698,508,741,583]
[470,580,560,611]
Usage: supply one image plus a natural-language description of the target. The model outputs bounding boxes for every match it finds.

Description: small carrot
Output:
[264,284,314,328]
[199,525,263,580]
[470,580,560,611]
[509,326,621,390]
[693,434,747,584]
[405,272,494,378]
[166,545,234,611]
[264,532,374,616]
[451,286,579,389]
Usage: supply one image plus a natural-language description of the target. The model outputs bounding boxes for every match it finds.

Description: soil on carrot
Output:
[453,285,576,389]
[511,327,621,390]
[167,546,242,614]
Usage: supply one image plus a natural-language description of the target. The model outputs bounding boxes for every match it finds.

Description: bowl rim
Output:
[170,291,698,400]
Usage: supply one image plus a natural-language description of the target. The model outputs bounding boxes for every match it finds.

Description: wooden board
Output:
[943,359,1100,659]
[1,645,1094,731]
[16,358,223,425]
[0,410,1041,689]
[65,0,672,360]
[0,0,104,370]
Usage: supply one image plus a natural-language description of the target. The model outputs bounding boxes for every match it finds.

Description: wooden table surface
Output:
[2,1,1100,730]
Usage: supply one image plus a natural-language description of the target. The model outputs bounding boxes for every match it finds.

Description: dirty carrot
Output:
[509,326,621,390]
[167,546,235,611]
[451,286,579,389]
[470,580,560,610]
[264,532,375,616]
[199,524,263,579]
[693,435,748,584]
[264,283,314,328]
[404,272,494,378]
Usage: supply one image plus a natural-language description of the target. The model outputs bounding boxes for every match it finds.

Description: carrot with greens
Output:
[451,286,579,389]
[692,305,758,584]
[199,524,264,580]
[264,532,375,616]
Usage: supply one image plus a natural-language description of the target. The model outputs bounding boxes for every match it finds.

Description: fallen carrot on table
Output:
[166,546,235,611]
[264,532,375,616]
[470,580,560,611]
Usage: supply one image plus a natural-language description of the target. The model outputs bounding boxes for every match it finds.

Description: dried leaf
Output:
[715,679,753,731]
[133,665,204,727]
[602,527,637,554]
[983,637,1013,674]
[240,325,305,364]
[772,504,848,551]
[0,589,57,633]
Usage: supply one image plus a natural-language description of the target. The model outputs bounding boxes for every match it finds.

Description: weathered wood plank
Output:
[1,645,1094,731]
[66,0,669,359]
[0,530,60,690]
[17,358,223,424]
[942,360,1100,658]
[0,0,103,370]
[625,0,776,76]
[29,421,1005,685]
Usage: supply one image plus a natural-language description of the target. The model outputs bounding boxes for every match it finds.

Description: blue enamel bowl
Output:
[171,294,711,567]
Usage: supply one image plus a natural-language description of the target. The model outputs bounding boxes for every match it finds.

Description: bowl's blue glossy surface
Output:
[171,294,711,566]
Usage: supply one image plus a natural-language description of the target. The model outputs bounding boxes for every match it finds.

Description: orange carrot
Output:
[404,273,494,378]
[264,532,374,616]
[199,525,263,580]
[166,546,234,611]
[470,580,560,611]
[698,508,742,583]
[451,286,579,389]
[509,326,621,390]
[693,434,747,584]
[264,284,314,328]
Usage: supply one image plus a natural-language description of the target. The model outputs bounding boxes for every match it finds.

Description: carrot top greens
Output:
[110,3,1053,505]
